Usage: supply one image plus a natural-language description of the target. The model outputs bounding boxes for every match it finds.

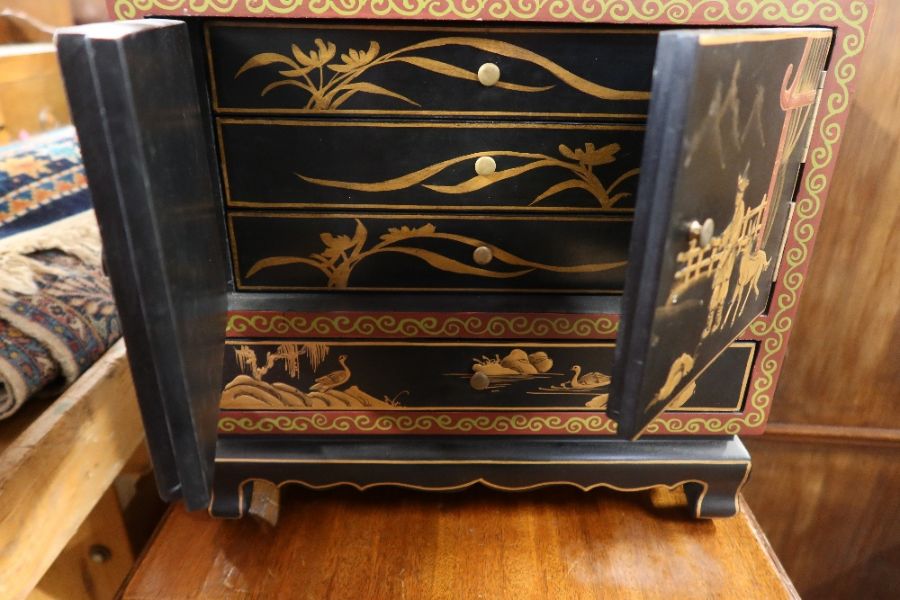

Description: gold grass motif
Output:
[235,36,649,110]
[298,142,639,209]
[245,220,627,288]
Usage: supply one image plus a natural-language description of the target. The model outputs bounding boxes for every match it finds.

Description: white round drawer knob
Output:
[688,218,716,248]
[470,372,491,390]
[473,246,493,265]
[478,62,501,87]
[475,156,496,176]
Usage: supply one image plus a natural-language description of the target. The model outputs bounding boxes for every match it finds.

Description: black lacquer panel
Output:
[227,212,632,292]
[611,29,831,438]
[220,340,754,411]
[57,20,228,510]
[218,119,645,212]
[206,22,656,118]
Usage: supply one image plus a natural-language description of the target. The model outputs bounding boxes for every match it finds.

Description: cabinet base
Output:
[209,436,751,520]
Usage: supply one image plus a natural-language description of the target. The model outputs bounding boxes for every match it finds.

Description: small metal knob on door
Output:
[474,156,496,176]
[473,246,493,265]
[470,372,491,390]
[477,62,500,86]
[688,218,715,248]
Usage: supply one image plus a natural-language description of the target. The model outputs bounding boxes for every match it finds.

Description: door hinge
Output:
[772,202,795,283]
[801,70,828,164]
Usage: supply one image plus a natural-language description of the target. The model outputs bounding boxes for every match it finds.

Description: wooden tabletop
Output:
[121,486,796,599]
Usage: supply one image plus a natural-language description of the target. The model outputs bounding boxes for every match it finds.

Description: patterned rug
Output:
[0,127,91,240]
[0,129,121,419]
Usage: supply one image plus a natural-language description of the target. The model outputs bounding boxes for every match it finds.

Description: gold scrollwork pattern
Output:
[113,0,869,24]
[116,0,869,436]
[218,413,618,434]
[226,313,619,338]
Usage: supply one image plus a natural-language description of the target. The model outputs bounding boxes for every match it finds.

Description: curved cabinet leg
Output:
[684,462,751,519]
[209,474,252,519]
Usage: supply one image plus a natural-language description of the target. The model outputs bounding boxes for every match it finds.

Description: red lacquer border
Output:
[226,311,620,339]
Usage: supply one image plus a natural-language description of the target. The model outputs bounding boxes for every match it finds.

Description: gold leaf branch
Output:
[245,220,627,288]
[235,36,649,110]
[297,143,639,209]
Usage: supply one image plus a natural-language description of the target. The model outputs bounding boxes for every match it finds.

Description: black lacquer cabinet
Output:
[56,16,836,518]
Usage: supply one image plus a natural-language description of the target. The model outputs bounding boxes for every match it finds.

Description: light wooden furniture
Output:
[0,340,144,600]
[0,0,72,43]
[0,43,71,144]
[28,487,135,600]
[120,487,797,599]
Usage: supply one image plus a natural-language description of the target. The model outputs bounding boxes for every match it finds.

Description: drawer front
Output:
[218,119,644,212]
[227,213,631,292]
[220,340,754,413]
[206,23,655,118]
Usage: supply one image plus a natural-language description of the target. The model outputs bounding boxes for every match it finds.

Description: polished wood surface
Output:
[122,488,796,599]
[743,2,900,597]
[0,341,144,600]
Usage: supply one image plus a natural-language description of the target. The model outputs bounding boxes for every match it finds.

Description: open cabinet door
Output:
[57,20,227,509]
[609,28,831,440]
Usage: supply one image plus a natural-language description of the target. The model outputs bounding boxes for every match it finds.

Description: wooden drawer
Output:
[218,119,644,212]
[205,22,655,119]
[227,212,631,292]
[220,340,755,413]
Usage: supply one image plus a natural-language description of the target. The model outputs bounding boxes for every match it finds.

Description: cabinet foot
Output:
[209,436,751,520]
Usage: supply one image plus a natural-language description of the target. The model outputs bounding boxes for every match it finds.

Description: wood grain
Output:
[122,487,796,599]
[744,438,900,599]
[0,43,71,143]
[28,487,135,600]
[744,3,900,597]
[0,341,144,600]
[0,0,72,43]
[770,0,900,429]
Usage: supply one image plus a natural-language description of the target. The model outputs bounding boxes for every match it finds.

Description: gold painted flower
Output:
[558,143,620,166]
[318,232,356,258]
[328,41,380,73]
[380,223,436,243]
[289,38,337,70]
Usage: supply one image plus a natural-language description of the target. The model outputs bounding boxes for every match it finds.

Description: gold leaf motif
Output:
[328,41,380,72]
[234,35,648,110]
[245,222,625,288]
[235,52,301,78]
[299,144,636,209]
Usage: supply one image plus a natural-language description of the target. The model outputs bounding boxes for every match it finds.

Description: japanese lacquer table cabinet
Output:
[56,0,873,518]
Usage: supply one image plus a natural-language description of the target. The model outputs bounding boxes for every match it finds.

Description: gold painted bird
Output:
[310,355,351,392]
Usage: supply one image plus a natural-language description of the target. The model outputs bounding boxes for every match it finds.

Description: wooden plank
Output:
[0,43,71,139]
[122,487,796,599]
[0,340,144,600]
[27,487,135,600]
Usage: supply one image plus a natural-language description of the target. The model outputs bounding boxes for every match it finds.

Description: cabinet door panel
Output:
[57,20,227,509]
[610,28,831,439]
